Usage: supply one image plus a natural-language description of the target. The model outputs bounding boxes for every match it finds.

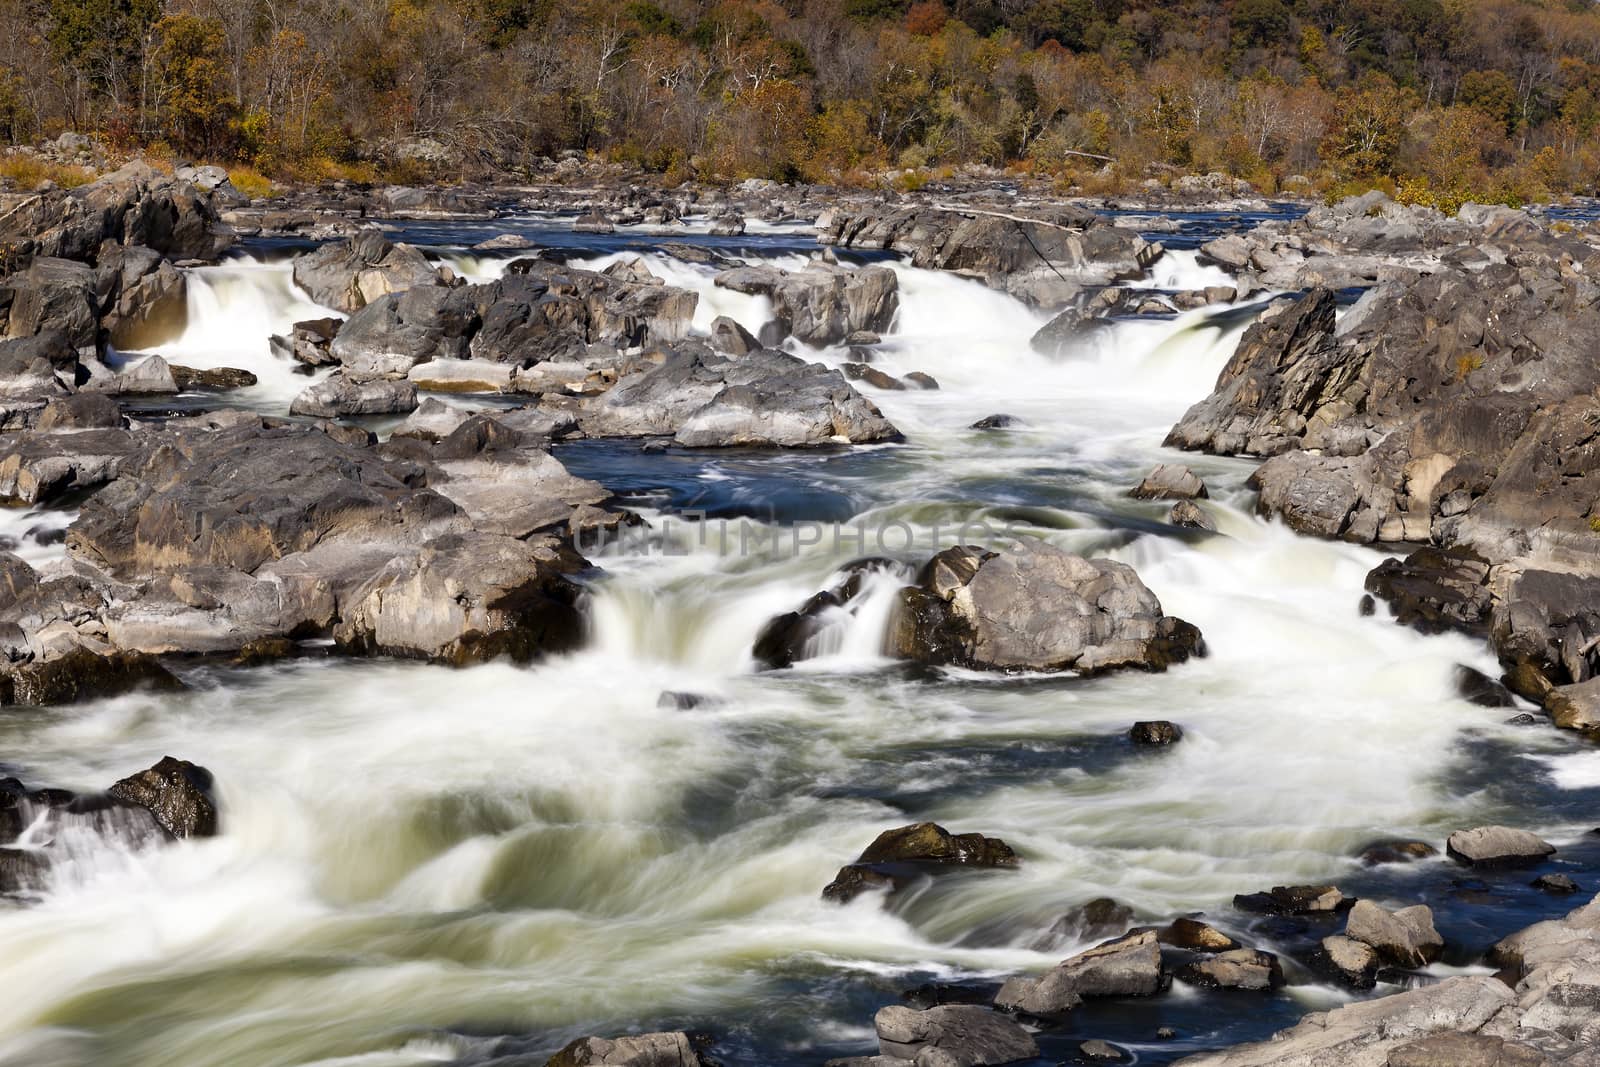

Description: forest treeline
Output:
[2,0,1600,203]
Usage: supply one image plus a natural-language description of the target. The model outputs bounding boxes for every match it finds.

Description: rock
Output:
[1317,935,1380,989]
[1533,874,1579,894]
[1455,665,1517,708]
[327,286,474,379]
[823,822,1018,905]
[35,393,122,429]
[1358,840,1437,866]
[1364,547,1494,635]
[887,543,1203,676]
[708,315,760,356]
[573,210,615,234]
[171,365,258,391]
[2,256,100,357]
[1169,500,1217,531]
[1158,917,1238,952]
[1386,1033,1549,1067]
[1344,900,1443,967]
[472,234,533,251]
[1130,720,1182,745]
[1131,464,1208,500]
[874,1004,1039,1067]
[1078,1040,1130,1062]
[1033,898,1135,949]
[291,232,442,313]
[971,414,1020,430]
[106,756,217,839]
[84,354,178,395]
[713,263,898,347]
[544,1031,700,1067]
[101,250,187,350]
[1030,304,1115,356]
[1233,885,1346,916]
[708,213,744,237]
[1446,827,1556,869]
[273,317,341,367]
[290,373,418,418]
[0,160,232,263]
[1544,679,1600,739]
[391,397,472,442]
[753,559,901,669]
[818,203,1161,308]
[844,362,904,390]
[584,345,899,448]
[904,372,939,390]
[995,931,1164,1015]
[0,647,181,706]
[1174,948,1283,991]
[0,424,137,503]
[407,359,514,393]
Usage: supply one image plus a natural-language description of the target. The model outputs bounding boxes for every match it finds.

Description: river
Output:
[0,211,1596,1067]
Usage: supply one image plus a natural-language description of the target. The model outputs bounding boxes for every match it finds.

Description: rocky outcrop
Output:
[823,822,1018,905]
[817,202,1162,308]
[886,543,1203,675]
[712,262,898,347]
[1175,893,1600,1067]
[995,930,1164,1015]
[290,231,442,312]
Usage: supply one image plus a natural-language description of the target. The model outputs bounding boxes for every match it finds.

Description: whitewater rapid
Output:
[2,232,1593,1067]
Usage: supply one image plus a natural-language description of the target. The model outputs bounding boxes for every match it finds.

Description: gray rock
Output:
[1169,500,1216,531]
[106,756,217,839]
[544,1030,700,1066]
[714,262,898,347]
[995,930,1163,1015]
[290,373,418,418]
[1174,948,1283,991]
[887,543,1203,676]
[823,822,1018,905]
[1344,900,1443,967]
[1317,935,1380,989]
[709,315,760,356]
[1132,464,1208,501]
[1446,826,1556,869]
[875,1004,1039,1067]
[291,231,442,313]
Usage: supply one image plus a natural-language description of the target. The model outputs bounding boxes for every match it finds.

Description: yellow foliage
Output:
[0,154,93,190]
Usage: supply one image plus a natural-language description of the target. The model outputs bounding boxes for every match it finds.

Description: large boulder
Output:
[289,372,418,417]
[1342,900,1443,967]
[97,243,188,349]
[106,756,217,839]
[823,822,1017,905]
[886,543,1203,675]
[995,930,1163,1015]
[1445,826,1556,869]
[290,231,442,312]
[2,256,101,357]
[713,262,898,346]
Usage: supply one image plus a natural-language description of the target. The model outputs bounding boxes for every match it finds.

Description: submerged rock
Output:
[752,559,902,669]
[823,822,1018,905]
[887,543,1203,676]
[1130,721,1183,745]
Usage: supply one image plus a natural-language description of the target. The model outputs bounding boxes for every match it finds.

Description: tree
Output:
[151,13,232,154]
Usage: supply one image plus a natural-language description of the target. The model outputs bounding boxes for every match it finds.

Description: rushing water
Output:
[2,213,1598,1067]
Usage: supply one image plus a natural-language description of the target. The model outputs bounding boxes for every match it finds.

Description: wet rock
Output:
[1233,884,1346,916]
[84,353,178,395]
[1030,304,1115,356]
[472,234,533,252]
[1174,948,1283,991]
[290,373,418,418]
[753,559,901,669]
[1131,464,1208,501]
[1446,826,1556,869]
[0,647,181,707]
[1544,678,1600,739]
[1158,917,1238,952]
[970,414,1020,430]
[887,543,1203,676]
[1344,900,1443,967]
[2,257,101,356]
[1077,1039,1130,1063]
[823,822,1018,905]
[904,372,939,390]
[995,930,1164,1015]
[1033,898,1136,949]
[106,756,217,839]
[1364,547,1494,635]
[713,263,898,347]
[874,1004,1038,1067]
[1455,665,1517,708]
[271,316,342,367]
[844,362,904,390]
[1316,934,1380,989]
[1358,840,1438,867]
[1169,500,1217,531]
[1130,720,1182,745]
[656,691,715,710]
[544,1031,700,1066]
[1532,874,1579,894]
[171,365,258,391]
[100,250,187,350]
[328,285,474,379]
